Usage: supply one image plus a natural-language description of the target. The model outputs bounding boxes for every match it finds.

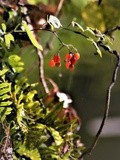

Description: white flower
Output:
[56,92,72,108]
[48,15,62,29]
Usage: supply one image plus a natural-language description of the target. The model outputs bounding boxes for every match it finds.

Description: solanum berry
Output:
[69,64,74,71]
[65,53,73,61]
[65,51,80,70]
[49,59,55,67]
[71,56,77,65]
[53,55,61,63]
[74,52,80,60]
[65,61,71,69]
[49,54,61,68]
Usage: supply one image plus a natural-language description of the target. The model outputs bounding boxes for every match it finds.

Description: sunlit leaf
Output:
[0,101,12,106]
[1,23,6,32]
[85,27,95,35]
[72,21,84,32]
[0,88,11,95]
[8,55,24,73]
[22,21,43,51]
[0,94,11,101]
[18,144,41,160]
[0,69,9,76]
[92,41,102,57]
[4,33,14,48]
[48,127,63,146]
[0,82,11,89]
[27,0,48,5]
[0,107,12,121]
[88,38,102,57]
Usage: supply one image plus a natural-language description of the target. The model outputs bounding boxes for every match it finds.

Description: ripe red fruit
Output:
[69,64,74,71]
[74,52,80,60]
[49,59,55,67]
[65,53,73,61]
[65,61,71,69]
[71,56,77,65]
[53,55,61,63]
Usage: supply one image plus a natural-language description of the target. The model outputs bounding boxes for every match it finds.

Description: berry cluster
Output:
[49,54,61,67]
[65,52,80,71]
[49,52,80,71]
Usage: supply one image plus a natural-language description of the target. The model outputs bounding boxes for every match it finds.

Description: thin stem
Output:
[23,7,49,94]
[55,0,65,16]
[62,27,88,39]
[104,25,120,35]
[37,49,49,93]
[79,51,120,159]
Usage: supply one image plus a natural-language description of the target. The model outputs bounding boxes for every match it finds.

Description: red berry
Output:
[69,64,74,71]
[65,61,71,69]
[49,59,55,67]
[74,52,80,60]
[53,55,61,63]
[71,56,77,65]
[65,53,73,61]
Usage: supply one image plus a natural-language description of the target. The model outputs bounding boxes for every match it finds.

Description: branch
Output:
[104,25,120,35]
[23,6,49,94]
[36,0,65,92]
[55,0,65,16]
[79,50,120,159]
[37,49,49,93]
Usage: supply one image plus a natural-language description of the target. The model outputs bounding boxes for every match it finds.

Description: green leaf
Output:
[15,77,28,94]
[0,101,12,106]
[1,23,6,32]
[8,55,24,73]
[28,0,48,4]
[47,127,63,146]
[0,82,11,89]
[92,41,102,57]
[0,69,9,76]
[22,21,43,51]
[72,21,84,32]
[0,94,11,101]
[18,144,41,160]
[88,38,102,57]
[86,27,95,35]
[0,88,11,95]
[44,102,63,124]
[4,33,14,48]
[0,107,12,121]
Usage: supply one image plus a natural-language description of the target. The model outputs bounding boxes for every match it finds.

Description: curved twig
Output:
[79,50,120,159]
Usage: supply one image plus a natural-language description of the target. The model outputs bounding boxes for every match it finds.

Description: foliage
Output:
[0,3,84,158]
[0,52,84,159]
[0,0,119,160]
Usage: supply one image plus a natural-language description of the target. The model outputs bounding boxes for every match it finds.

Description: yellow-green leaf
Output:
[4,33,14,48]
[72,21,84,32]
[22,21,43,51]
[92,41,102,57]
[0,69,9,76]
[18,144,41,160]
[48,127,63,146]
[1,23,6,32]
